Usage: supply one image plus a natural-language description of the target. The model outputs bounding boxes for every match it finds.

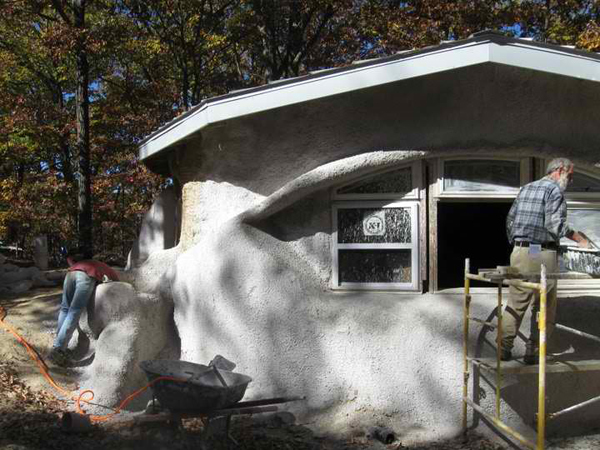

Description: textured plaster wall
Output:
[167,191,600,443]
[166,178,600,444]
[170,220,479,440]
[179,180,264,251]
[76,281,179,412]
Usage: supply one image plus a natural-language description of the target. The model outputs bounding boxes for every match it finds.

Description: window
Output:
[535,162,600,290]
[437,157,530,198]
[332,201,419,290]
[560,207,600,275]
[332,163,421,291]
[333,165,420,200]
[568,173,600,194]
[564,168,600,203]
[558,168,600,276]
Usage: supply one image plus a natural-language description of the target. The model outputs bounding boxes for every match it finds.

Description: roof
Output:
[139,31,600,166]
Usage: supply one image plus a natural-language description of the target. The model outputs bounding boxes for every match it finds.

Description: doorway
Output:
[437,201,513,289]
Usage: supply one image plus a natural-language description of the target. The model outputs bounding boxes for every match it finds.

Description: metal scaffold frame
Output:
[461,258,600,450]
[462,258,549,450]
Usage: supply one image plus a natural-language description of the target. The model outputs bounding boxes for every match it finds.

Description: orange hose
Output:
[0,303,188,423]
[79,375,188,422]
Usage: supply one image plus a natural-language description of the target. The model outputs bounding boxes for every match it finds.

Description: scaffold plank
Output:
[474,357,600,374]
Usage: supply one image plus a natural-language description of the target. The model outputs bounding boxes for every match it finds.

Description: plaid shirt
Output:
[506,177,573,245]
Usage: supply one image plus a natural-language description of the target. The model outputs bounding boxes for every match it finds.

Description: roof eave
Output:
[139,35,600,164]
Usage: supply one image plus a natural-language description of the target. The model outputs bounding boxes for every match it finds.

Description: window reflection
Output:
[338,208,411,244]
[444,160,520,192]
[339,249,412,283]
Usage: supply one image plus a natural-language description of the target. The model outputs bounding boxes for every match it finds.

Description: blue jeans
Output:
[53,270,96,350]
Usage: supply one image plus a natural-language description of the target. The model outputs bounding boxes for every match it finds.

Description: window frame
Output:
[331,200,419,291]
[549,163,600,201]
[436,156,530,198]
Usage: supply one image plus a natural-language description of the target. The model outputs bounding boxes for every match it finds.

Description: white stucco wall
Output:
[169,216,474,441]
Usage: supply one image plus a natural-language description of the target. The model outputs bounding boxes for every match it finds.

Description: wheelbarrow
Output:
[139,359,252,412]
[139,359,304,446]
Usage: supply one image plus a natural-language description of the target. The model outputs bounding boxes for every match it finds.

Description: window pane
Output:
[561,209,600,247]
[444,160,520,192]
[339,249,412,283]
[337,167,412,195]
[567,172,600,193]
[338,208,411,244]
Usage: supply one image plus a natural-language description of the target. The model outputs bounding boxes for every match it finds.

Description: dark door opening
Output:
[437,202,512,289]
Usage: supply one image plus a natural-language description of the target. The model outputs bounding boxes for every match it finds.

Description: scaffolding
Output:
[462,258,600,450]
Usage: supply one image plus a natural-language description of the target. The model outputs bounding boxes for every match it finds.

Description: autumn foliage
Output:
[0,0,599,265]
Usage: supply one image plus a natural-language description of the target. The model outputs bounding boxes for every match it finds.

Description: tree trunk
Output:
[73,0,93,258]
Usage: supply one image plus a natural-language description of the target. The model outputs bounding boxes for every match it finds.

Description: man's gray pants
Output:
[501,246,558,353]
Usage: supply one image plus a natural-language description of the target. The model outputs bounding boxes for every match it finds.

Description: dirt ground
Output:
[0,286,598,450]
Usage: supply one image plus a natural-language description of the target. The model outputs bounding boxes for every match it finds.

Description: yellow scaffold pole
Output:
[462,258,471,433]
[462,260,549,450]
[537,264,548,450]
[495,281,503,419]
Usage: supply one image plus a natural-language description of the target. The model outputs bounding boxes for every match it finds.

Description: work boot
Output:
[524,348,555,365]
[500,348,512,361]
[47,349,71,367]
[524,342,538,365]
[523,342,556,365]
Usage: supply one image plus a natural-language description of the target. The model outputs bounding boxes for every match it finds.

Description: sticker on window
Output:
[363,211,386,236]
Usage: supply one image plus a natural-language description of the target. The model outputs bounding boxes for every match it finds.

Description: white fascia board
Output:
[139,41,490,161]
[489,41,600,82]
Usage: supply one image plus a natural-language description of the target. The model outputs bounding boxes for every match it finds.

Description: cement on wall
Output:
[74,281,179,413]
[179,180,265,250]
[169,218,469,441]
[167,216,600,443]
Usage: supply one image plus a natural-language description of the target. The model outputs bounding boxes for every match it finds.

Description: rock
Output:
[5,280,33,294]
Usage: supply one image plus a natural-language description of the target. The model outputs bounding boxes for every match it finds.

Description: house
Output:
[131,31,600,443]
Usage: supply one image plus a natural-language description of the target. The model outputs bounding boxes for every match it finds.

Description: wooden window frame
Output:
[331,201,420,291]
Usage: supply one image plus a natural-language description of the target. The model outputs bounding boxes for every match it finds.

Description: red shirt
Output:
[69,260,120,282]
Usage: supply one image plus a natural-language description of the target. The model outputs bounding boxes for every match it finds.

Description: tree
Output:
[0,0,164,263]
[44,0,94,257]
[122,0,241,110]
[0,1,79,254]
[229,0,357,84]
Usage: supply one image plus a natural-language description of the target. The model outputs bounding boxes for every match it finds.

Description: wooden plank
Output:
[428,159,438,292]
[474,357,600,375]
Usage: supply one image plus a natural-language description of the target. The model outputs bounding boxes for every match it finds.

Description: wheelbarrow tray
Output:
[140,359,252,413]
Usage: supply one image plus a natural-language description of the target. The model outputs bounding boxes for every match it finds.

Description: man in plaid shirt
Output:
[501,158,590,364]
